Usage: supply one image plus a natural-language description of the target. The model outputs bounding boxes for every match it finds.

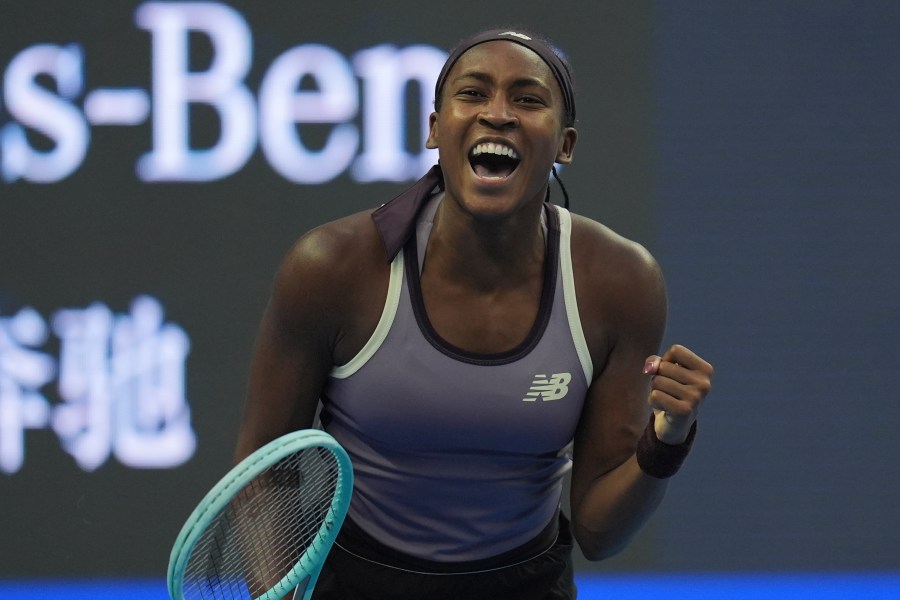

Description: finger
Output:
[649,374,704,409]
[648,388,696,420]
[642,355,661,375]
[655,360,709,389]
[659,362,711,400]
[661,344,714,375]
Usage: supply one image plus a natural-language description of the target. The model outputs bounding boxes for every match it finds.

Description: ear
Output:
[425,112,439,149]
[555,127,578,165]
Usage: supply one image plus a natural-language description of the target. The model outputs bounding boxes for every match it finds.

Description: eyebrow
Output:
[451,70,553,93]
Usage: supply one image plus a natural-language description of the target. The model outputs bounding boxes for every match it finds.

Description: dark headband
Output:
[434,29,576,126]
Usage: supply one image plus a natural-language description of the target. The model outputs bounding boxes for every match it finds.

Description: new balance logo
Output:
[522,373,571,402]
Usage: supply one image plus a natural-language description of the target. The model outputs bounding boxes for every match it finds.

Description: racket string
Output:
[181,447,341,600]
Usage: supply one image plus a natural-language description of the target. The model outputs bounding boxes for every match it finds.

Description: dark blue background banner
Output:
[644,0,900,572]
[1,0,898,590]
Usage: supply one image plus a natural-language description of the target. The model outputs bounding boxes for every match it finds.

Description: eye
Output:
[517,95,546,105]
[456,88,485,98]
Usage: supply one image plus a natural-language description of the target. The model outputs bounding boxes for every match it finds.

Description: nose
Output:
[478,95,518,129]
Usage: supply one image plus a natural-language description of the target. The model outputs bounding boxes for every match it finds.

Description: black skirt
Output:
[308,513,577,600]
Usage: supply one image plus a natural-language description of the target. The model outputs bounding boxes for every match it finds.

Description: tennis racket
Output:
[167,430,353,600]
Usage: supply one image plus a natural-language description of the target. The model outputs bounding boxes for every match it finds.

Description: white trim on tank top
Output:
[331,205,594,384]
[556,206,594,383]
[330,250,405,379]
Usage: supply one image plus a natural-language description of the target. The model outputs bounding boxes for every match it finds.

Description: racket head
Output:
[167,430,353,600]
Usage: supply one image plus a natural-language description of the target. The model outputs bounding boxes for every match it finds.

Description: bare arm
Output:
[234,213,388,463]
[569,218,713,560]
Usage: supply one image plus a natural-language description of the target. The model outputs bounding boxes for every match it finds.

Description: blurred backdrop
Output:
[2,0,898,596]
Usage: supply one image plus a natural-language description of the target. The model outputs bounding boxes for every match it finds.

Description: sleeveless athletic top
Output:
[320,192,593,563]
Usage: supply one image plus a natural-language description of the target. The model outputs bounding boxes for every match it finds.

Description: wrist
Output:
[635,414,697,479]
[654,411,693,445]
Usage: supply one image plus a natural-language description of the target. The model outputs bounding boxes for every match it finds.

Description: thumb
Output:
[642,355,661,375]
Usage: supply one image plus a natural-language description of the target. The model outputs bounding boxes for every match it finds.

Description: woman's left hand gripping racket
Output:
[167,430,353,600]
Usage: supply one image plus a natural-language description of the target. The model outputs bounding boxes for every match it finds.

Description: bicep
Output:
[569,237,668,507]
[235,307,331,462]
[570,338,655,501]
[234,249,338,463]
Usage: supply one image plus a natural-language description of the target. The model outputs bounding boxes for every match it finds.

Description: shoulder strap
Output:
[371,165,443,262]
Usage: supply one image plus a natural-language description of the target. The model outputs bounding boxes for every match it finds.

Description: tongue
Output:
[473,161,515,179]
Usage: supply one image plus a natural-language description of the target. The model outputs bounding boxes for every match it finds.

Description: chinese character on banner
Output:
[110,295,195,468]
[51,302,115,471]
[0,308,56,474]
[52,296,196,471]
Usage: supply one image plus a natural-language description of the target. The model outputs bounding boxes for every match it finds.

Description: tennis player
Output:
[235,28,714,599]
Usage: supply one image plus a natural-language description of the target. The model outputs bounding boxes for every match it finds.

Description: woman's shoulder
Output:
[271,209,391,325]
[566,211,667,338]
[567,212,662,284]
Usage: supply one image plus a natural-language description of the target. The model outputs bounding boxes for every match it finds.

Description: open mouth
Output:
[469,142,520,180]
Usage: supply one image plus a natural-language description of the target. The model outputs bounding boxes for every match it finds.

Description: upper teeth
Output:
[471,143,519,160]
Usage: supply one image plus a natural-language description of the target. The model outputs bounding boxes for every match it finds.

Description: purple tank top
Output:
[322,194,592,562]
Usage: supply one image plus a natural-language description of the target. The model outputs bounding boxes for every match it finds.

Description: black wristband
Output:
[635,414,697,479]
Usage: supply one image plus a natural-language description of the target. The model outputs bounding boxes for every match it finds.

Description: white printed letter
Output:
[352,45,445,181]
[259,44,359,183]
[1,44,88,183]
[135,2,256,181]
